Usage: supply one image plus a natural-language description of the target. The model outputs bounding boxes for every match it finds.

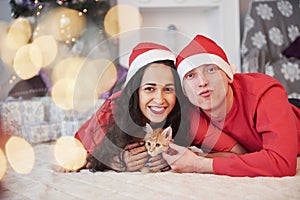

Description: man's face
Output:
[182,64,232,115]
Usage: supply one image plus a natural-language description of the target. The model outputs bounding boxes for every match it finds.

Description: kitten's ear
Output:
[144,123,153,134]
[162,127,172,140]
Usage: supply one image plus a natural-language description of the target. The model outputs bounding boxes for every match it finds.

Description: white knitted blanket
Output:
[1,143,299,200]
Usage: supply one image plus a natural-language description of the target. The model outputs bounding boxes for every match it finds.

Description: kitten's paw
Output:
[140,167,150,173]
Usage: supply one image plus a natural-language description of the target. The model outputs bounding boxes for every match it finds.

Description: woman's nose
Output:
[153,90,164,104]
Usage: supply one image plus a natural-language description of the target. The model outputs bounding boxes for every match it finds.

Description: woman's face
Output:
[138,63,176,123]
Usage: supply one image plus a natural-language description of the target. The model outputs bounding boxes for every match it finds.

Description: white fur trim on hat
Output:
[124,49,176,86]
[177,53,234,85]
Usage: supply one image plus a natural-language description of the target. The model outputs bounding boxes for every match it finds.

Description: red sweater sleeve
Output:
[213,85,299,177]
[74,91,121,155]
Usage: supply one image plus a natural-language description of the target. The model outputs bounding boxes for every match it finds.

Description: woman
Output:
[75,42,190,172]
[75,42,245,172]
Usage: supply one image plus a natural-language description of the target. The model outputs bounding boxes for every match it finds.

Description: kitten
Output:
[140,123,173,173]
[143,123,173,157]
[87,123,172,172]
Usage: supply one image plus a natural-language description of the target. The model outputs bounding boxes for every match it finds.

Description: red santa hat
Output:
[176,35,236,84]
[124,42,176,86]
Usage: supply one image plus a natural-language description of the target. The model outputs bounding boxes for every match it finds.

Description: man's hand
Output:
[163,143,213,173]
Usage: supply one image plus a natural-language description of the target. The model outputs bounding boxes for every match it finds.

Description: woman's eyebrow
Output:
[165,83,175,87]
[142,83,175,86]
[142,83,157,86]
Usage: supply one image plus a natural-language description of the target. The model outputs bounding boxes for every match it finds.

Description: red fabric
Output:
[176,35,229,68]
[204,73,300,177]
[189,107,237,152]
[129,42,172,66]
[74,91,121,155]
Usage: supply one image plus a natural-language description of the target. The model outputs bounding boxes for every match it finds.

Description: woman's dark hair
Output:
[87,60,190,171]
[114,60,189,139]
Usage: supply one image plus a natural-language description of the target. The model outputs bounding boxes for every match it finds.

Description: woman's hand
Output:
[145,154,170,172]
[110,142,170,172]
[163,143,213,173]
[109,142,149,172]
[122,142,150,171]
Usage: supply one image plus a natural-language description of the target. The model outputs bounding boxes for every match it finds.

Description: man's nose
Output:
[197,73,208,87]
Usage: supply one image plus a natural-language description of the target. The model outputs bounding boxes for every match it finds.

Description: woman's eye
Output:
[144,87,155,92]
[165,87,175,93]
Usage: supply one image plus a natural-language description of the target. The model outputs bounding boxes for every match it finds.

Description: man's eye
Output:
[207,65,217,73]
[185,73,194,79]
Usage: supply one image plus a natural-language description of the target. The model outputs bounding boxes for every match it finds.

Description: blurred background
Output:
[0,0,252,101]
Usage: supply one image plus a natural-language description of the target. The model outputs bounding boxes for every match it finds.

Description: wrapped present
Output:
[39,96,67,122]
[0,96,106,144]
[60,120,86,137]
[24,122,61,143]
[66,98,106,121]
[0,100,44,137]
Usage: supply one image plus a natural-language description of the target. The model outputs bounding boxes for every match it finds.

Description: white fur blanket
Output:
[1,143,300,200]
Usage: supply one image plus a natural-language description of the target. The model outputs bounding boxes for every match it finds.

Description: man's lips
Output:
[149,106,166,114]
[199,90,211,97]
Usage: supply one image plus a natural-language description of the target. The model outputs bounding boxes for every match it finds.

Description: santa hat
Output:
[124,42,176,86]
[176,35,235,84]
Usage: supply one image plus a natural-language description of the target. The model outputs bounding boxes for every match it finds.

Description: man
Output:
[163,35,300,177]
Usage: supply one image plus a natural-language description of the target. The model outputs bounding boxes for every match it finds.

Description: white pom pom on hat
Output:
[124,42,176,86]
[176,35,236,84]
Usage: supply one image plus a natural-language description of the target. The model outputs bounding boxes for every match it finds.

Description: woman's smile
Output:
[148,105,166,115]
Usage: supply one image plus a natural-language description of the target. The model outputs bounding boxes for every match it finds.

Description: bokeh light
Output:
[54,136,87,171]
[104,4,142,37]
[51,57,86,84]
[37,7,87,42]
[32,35,58,67]
[51,78,75,110]
[5,17,32,50]
[5,136,35,174]
[0,149,7,180]
[13,43,43,80]
[93,58,118,93]
[0,21,17,66]
[73,58,117,112]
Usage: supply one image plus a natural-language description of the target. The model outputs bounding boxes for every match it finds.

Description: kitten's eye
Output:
[155,143,161,147]
[147,142,151,146]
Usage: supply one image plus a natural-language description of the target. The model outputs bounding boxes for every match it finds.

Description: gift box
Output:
[60,119,86,137]
[39,96,67,122]
[0,96,106,144]
[24,122,62,143]
[0,99,44,137]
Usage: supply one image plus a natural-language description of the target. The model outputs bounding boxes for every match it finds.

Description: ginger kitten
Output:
[140,123,173,172]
